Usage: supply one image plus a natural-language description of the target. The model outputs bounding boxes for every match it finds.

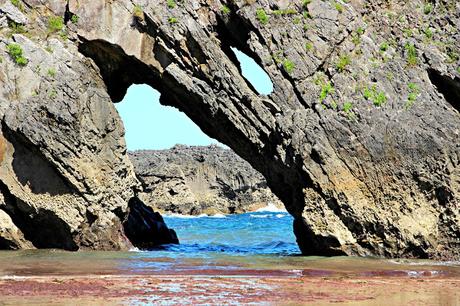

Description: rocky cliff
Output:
[0,0,459,259]
[130,145,283,215]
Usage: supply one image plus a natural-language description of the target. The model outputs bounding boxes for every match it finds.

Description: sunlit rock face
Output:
[0,0,459,259]
[129,145,284,215]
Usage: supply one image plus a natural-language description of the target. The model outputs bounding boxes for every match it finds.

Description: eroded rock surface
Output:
[130,145,283,215]
[0,0,459,259]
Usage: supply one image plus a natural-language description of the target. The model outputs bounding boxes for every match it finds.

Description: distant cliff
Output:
[129,145,283,215]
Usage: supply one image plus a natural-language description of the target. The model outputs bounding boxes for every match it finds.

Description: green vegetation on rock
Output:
[221,5,231,14]
[283,59,295,74]
[363,85,387,107]
[343,101,353,113]
[405,82,419,109]
[167,0,176,9]
[334,2,343,13]
[319,82,334,102]
[404,43,418,66]
[302,0,312,9]
[9,21,26,35]
[47,68,57,78]
[336,55,351,72]
[49,89,57,99]
[405,83,419,109]
[423,3,433,14]
[7,43,28,66]
[380,42,389,52]
[256,8,269,25]
[273,8,297,16]
[71,15,79,24]
[447,50,459,64]
[11,0,24,11]
[424,27,433,39]
[342,101,356,120]
[133,5,143,18]
[47,16,64,34]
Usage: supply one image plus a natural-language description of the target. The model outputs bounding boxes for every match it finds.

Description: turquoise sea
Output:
[1,208,459,279]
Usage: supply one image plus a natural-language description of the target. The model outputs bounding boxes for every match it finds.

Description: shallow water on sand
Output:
[0,211,459,305]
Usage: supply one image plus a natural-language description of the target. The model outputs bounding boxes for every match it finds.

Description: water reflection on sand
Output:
[0,250,459,305]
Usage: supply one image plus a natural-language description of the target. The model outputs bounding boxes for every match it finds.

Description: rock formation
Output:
[130,145,283,215]
[123,197,179,248]
[0,0,459,259]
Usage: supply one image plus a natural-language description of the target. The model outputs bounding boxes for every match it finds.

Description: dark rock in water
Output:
[0,0,458,259]
[123,197,179,249]
[129,145,283,215]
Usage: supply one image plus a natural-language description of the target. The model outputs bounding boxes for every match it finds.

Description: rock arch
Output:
[0,0,459,259]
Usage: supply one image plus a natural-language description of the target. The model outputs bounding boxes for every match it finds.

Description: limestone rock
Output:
[0,11,176,250]
[0,1,28,25]
[0,0,458,259]
[130,145,284,215]
[0,209,33,249]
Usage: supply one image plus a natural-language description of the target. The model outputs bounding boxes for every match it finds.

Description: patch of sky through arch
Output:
[116,48,273,150]
[231,47,273,95]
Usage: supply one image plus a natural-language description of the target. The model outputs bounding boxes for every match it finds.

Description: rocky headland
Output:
[129,145,283,215]
[0,0,458,259]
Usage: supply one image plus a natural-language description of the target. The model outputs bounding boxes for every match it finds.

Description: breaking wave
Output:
[255,202,287,213]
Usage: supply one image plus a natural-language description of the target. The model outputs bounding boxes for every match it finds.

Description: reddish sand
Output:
[0,271,458,305]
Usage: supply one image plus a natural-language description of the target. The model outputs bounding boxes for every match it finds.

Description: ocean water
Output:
[0,207,459,279]
[161,208,298,256]
[1,209,459,305]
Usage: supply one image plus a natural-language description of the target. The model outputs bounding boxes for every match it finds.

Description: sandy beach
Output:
[0,267,459,305]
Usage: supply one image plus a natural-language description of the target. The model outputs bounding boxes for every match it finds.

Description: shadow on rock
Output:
[123,197,179,249]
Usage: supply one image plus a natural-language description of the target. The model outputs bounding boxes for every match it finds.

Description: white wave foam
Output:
[164,213,227,219]
[250,213,287,219]
[164,213,208,219]
[250,214,270,218]
[129,247,141,252]
[209,213,227,218]
[255,202,287,213]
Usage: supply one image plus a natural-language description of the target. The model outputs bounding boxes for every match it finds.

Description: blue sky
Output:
[115,48,273,150]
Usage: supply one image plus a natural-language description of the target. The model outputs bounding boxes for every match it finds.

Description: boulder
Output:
[123,197,179,249]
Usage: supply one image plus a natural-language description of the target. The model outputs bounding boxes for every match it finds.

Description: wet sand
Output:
[0,251,459,305]
[0,270,459,305]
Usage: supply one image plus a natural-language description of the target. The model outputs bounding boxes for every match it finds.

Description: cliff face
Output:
[0,0,459,259]
[130,145,283,215]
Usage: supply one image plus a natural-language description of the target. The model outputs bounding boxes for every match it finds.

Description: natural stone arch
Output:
[72,0,459,259]
[0,0,458,259]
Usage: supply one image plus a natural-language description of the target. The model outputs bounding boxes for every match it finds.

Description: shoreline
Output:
[1,248,458,305]
[0,272,458,305]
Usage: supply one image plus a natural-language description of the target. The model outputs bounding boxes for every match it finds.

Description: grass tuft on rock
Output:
[167,0,176,9]
[133,5,143,18]
[221,5,231,14]
[11,0,24,11]
[283,59,295,74]
[48,16,64,34]
[404,43,418,66]
[256,8,269,25]
[336,55,351,72]
[7,43,28,66]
